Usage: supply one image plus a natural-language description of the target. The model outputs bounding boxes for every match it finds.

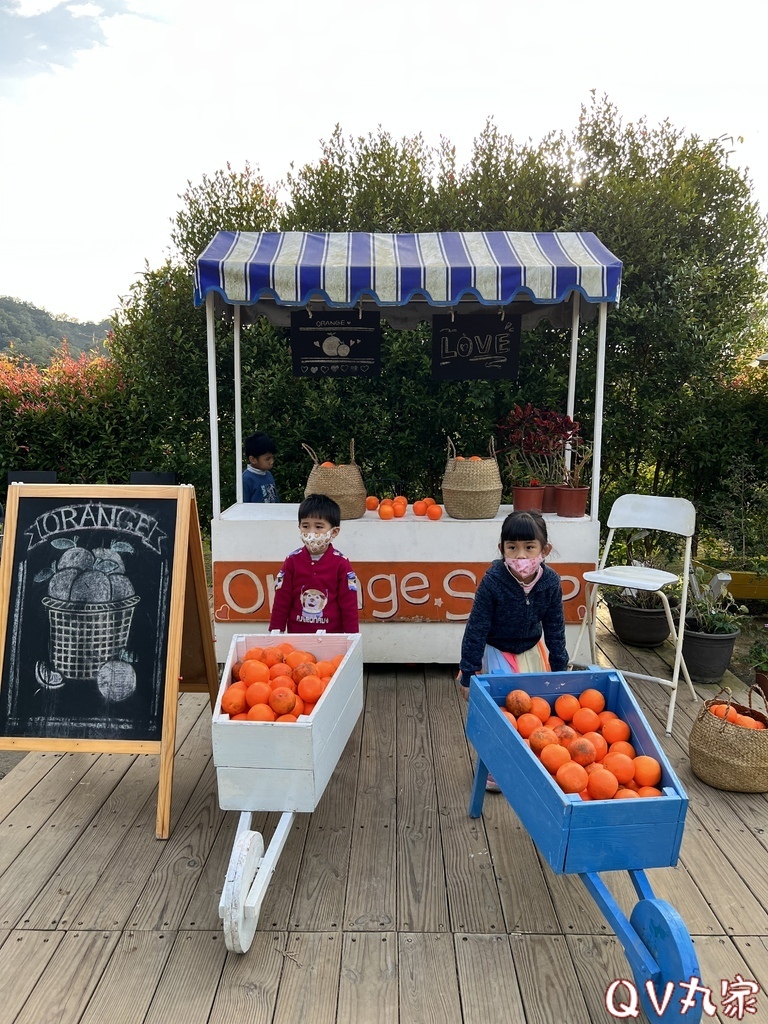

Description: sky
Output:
[1,0,767,324]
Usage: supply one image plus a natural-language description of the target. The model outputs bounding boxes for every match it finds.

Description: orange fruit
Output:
[587,768,619,800]
[228,679,248,692]
[394,494,407,503]
[579,688,606,714]
[276,714,298,722]
[285,650,316,669]
[242,646,265,663]
[469,455,483,461]
[571,707,601,734]
[710,703,738,723]
[501,709,518,729]
[585,761,605,775]
[505,689,532,717]
[554,724,578,747]
[516,713,542,739]
[297,674,325,704]
[302,701,316,716]
[246,703,276,721]
[597,710,618,727]
[292,695,305,716]
[293,661,318,684]
[633,755,662,788]
[568,737,597,767]
[393,503,407,518]
[378,504,395,520]
[245,680,272,707]
[637,786,663,797]
[276,642,295,656]
[602,752,635,785]
[529,726,559,755]
[530,696,552,723]
[540,743,571,774]
[412,500,427,516]
[366,495,379,511]
[321,461,335,467]
[269,662,293,680]
[270,676,296,693]
[609,740,636,759]
[314,659,335,678]
[232,713,249,720]
[601,718,631,745]
[581,731,608,761]
[426,504,443,520]
[239,659,271,685]
[380,497,394,506]
[221,686,247,716]
[735,714,762,729]
[555,761,589,794]
[554,693,580,722]
[615,788,639,799]
[330,654,344,668]
[263,647,284,667]
[269,686,297,716]
[422,497,436,507]
[231,660,243,682]
[544,716,565,730]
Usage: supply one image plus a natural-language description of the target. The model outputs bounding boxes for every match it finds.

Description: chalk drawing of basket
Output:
[42,595,141,682]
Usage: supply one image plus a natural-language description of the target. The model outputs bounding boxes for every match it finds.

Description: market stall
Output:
[194,230,623,662]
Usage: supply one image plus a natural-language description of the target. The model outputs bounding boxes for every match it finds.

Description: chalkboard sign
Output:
[290,309,381,377]
[0,483,218,838]
[431,313,522,380]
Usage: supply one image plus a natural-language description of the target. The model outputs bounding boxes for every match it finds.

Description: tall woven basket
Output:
[688,687,768,793]
[441,437,503,520]
[303,440,367,520]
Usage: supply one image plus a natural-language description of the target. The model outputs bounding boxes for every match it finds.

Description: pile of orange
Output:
[709,702,767,730]
[454,455,484,461]
[366,495,443,520]
[502,686,664,800]
[220,642,344,723]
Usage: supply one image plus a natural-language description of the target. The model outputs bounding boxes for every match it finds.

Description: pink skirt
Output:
[483,639,551,675]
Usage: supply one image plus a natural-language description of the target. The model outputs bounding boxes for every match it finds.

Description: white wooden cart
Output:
[211,631,363,952]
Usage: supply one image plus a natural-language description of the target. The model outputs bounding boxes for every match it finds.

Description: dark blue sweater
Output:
[459,560,568,684]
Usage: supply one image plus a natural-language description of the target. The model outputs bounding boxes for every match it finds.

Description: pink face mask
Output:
[504,554,544,577]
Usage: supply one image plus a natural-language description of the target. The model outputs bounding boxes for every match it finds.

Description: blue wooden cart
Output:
[466,667,704,1024]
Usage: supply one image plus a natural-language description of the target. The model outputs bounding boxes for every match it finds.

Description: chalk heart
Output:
[340,364,349,373]
[310,366,318,373]
[215,604,231,621]
[331,364,339,372]
[301,365,309,373]
[320,365,329,373]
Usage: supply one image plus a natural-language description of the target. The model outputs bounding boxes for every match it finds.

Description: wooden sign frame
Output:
[0,483,219,839]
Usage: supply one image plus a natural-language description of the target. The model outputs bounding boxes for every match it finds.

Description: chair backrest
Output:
[7,470,58,484]
[129,471,178,485]
[606,494,696,538]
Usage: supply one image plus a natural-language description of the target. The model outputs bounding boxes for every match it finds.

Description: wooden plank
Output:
[398,932,463,1024]
[454,933,526,1024]
[271,932,343,1024]
[68,708,213,930]
[567,934,653,1024]
[510,933,591,1024]
[733,936,768,999]
[207,931,286,1024]
[396,669,449,932]
[287,713,362,930]
[337,932,398,1024]
[20,693,207,929]
[78,931,175,1024]
[345,667,398,930]
[0,751,135,929]
[693,935,764,1023]
[425,668,505,934]
[13,929,120,1024]
[0,930,66,1023]
[142,931,228,1024]
[0,751,65,822]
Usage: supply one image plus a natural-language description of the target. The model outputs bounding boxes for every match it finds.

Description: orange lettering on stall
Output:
[213,561,594,624]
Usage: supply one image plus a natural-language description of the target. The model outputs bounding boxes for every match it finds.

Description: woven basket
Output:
[688,686,768,793]
[303,440,367,520]
[441,437,503,520]
[42,595,140,682]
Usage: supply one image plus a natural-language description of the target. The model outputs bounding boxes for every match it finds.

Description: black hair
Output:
[298,493,341,528]
[245,432,275,459]
[499,510,549,547]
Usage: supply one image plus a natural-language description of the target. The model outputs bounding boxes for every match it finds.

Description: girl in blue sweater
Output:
[459,510,568,691]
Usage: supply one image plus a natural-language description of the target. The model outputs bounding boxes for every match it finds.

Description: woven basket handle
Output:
[488,436,497,460]
[349,438,356,465]
[748,685,768,713]
[302,443,320,466]
[446,437,457,460]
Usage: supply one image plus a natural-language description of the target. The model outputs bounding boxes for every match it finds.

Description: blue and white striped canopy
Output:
[194,231,622,314]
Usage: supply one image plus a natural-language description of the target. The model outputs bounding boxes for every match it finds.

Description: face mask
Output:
[301,529,334,555]
[505,553,544,577]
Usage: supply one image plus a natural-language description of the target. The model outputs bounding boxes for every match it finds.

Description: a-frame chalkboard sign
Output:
[0,483,219,839]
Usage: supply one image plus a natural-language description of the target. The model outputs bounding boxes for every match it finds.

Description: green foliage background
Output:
[2,95,767,557]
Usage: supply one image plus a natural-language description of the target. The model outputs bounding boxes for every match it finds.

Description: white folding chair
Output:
[574,494,697,735]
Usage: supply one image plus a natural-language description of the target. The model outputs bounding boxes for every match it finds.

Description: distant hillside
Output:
[0,296,112,364]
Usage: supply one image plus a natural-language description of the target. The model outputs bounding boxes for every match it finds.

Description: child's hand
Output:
[456,670,470,700]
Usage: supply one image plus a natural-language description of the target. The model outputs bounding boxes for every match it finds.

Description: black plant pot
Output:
[681,627,739,684]
[607,604,671,648]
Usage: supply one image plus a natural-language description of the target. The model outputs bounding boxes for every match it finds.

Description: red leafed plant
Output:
[497,404,583,486]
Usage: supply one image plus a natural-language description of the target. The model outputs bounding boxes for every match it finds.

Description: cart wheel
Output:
[221,829,265,954]
[630,899,701,1024]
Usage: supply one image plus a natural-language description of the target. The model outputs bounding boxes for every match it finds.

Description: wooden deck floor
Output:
[2,616,768,1024]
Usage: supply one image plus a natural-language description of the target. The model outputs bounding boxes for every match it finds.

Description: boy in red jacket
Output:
[268,494,359,634]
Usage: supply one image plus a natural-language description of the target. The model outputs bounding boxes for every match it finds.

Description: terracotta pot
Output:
[682,627,739,684]
[607,603,671,648]
[554,485,589,518]
[541,485,558,514]
[512,485,544,512]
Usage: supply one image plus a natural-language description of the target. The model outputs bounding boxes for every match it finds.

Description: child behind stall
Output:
[242,431,279,503]
[268,493,359,634]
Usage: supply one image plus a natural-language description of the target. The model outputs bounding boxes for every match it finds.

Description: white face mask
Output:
[504,554,544,577]
[301,529,334,555]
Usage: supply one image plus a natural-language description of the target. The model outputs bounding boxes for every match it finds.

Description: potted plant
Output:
[749,630,768,698]
[554,435,593,518]
[497,404,579,513]
[603,584,676,648]
[682,568,749,684]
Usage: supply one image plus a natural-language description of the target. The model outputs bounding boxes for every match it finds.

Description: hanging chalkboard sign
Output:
[290,309,381,377]
[0,483,218,839]
[431,313,522,380]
